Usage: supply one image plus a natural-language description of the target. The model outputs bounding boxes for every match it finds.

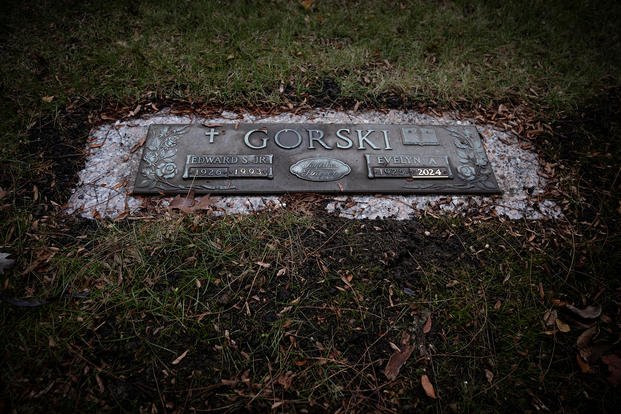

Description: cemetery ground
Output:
[0,1,620,412]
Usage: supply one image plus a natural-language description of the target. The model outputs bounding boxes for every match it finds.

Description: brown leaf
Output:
[576,326,597,360]
[565,304,602,319]
[543,309,557,327]
[422,315,432,334]
[130,136,146,153]
[551,298,567,307]
[484,369,494,384]
[421,374,437,399]
[41,95,54,103]
[384,333,413,380]
[275,371,295,390]
[172,349,189,365]
[127,104,141,117]
[555,318,571,333]
[168,195,194,212]
[255,261,271,268]
[195,196,213,210]
[95,373,105,393]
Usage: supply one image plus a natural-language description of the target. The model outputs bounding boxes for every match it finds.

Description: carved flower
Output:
[144,150,158,165]
[156,162,177,179]
[458,165,476,180]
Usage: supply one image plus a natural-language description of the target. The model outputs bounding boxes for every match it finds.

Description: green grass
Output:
[2,213,616,411]
[1,0,620,126]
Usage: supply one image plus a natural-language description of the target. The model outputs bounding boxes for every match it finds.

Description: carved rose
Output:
[144,151,158,165]
[458,165,476,180]
[156,162,177,179]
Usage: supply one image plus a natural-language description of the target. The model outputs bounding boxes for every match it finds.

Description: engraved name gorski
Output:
[243,128,393,150]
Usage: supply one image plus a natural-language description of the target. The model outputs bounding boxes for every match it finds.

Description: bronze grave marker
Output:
[133,124,501,195]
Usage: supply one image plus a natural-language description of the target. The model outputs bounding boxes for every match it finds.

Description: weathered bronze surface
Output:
[133,124,501,195]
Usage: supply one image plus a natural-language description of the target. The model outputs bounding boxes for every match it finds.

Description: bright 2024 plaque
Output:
[133,124,500,195]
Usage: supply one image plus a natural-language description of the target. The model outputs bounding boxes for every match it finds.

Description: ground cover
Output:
[1,1,620,412]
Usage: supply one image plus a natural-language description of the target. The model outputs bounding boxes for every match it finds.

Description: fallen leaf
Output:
[422,315,432,334]
[255,261,271,268]
[0,252,15,275]
[300,0,314,10]
[168,196,194,212]
[421,374,437,399]
[551,298,567,307]
[543,309,557,327]
[384,333,413,380]
[277,268,287,277]
[95,373,105,393]
[195,196,213,210]
[576,326,597,360]
[41,95,54,103]
[602,354,621,385]
[172,349,189,365]
[565,304,602,319]
[275,371,295,390]
[278,306,292,315]
[130,136,146,153]
[128,104,141,117]
[555,318,571,332]
[485,369,494,384]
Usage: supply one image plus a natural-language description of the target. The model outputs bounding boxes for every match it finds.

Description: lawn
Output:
[1,1,620,412]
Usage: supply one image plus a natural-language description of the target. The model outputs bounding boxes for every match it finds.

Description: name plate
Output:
[133,124,500,194]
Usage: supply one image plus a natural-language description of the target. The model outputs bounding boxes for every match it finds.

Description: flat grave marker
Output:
[133,124,501,195]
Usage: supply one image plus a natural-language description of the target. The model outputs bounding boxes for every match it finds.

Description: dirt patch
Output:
[548,87,620,228]
[8,105,92,214]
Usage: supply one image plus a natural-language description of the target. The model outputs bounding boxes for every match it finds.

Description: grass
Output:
[1,0,620,124]
[2,214,617,411]
[1,0,621,412]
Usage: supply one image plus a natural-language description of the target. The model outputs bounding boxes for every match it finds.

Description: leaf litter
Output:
[384,332,414,381]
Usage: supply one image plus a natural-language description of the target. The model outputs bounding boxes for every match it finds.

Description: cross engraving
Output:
[205,128,220,143]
